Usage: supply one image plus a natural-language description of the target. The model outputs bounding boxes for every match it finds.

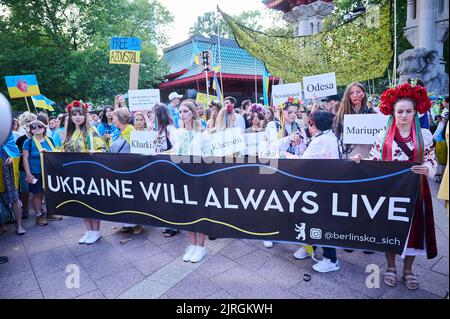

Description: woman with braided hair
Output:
[352,81,437,290]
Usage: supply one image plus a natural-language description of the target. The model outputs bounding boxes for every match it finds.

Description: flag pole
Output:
[217,5,224,104]
[24,97,32,113]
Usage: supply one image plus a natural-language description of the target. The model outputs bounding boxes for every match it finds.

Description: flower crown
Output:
[280,97,302,110]
[379,82,431,116]
[248,103,264,114]
[66,100,89,113]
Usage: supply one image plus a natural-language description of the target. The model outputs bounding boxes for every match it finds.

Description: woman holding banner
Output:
[110,108,144,235]
[352,81,437,290]
[174,99,207,263]
[63,100,106,245]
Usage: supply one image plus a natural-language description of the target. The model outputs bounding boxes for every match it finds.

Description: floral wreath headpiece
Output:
[248,103,264,114]
[66,100,89,113]
[379,81,431,116]
[280,97,302,110]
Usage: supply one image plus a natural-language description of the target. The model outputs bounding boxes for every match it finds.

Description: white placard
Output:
[272,82,302,107]
[343,114,389,145]
[201,128,246,156]
[128,89,160,111]
[243,132,268,156]
[303,72,337,99]
[130,130,159,155]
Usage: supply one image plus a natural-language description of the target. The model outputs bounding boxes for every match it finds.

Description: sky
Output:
[160,0,267,47]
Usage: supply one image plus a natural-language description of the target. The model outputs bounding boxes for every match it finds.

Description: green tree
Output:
[189,9,291,39]
[0,0,173,111]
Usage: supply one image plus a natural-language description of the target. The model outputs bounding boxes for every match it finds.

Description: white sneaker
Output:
[263,241,273,248]
[85,231,102,245]
[182,245,197,262]
[79,231,92,244]
[312,258,340,273]
[293,246,310,260]
[190,246,206,263]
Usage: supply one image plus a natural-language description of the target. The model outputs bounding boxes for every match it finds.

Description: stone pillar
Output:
[418,0,435,51]
[282,0,334,37]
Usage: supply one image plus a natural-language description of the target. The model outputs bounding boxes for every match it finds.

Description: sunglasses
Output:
[30,125,44,130]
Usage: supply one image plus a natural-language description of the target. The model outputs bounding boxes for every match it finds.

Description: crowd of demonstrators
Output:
[0,81,442,290]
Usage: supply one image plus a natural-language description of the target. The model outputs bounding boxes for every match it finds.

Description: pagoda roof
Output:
[162,35,268,82]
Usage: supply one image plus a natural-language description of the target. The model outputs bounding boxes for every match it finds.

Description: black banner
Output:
[43,153,419,254]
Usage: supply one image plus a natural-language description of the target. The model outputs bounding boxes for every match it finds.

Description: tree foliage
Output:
[189,8,291,39]
[0,0,173,111]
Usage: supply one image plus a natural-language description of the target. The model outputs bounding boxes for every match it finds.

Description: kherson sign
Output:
[44,153,419,254]
[109,37,141,65]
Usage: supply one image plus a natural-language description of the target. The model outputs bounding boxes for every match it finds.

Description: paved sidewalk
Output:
[0,181,448,299]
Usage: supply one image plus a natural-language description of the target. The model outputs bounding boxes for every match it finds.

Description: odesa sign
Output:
[109,37,141,65]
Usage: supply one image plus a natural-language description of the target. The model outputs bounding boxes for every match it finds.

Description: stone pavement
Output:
[0,181,448,299]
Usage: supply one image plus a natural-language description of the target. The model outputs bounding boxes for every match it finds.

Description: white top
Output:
[233,113,246,133]
[302,130,340,160]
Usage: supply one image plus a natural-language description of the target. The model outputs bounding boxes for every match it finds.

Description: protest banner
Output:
[128,89,160,111]
[201,128,246,157]
[4,74,41,99]
[303,72,337,99]
[130,131,160,155]
[272,83,302,106]
[343,114,389,145]
[109,37,141,65]
[243,132,268,156]
[44,153,419,254]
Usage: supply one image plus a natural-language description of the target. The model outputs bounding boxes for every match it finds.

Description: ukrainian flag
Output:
[4,74,41,99]
[212,72,222,101]
[31,94,55,111]
[192,41,200,65]
[263,67,269,106]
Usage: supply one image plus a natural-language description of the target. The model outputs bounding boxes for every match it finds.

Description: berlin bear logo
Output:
[295,223,306,241]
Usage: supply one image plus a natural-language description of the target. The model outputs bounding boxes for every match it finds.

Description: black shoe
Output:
[344,249,353,253]
[0,256,8,264]
[363,251,374,254]
[162,229,179,237]
[208,237,217,241]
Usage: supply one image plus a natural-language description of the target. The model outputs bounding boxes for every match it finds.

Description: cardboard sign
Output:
[196,93,218,106]
[303,72,337,99]
[201,128,246,156]
[343,114,389,145]
[130,131,160,155]
[128,89,160,111]
[272,83,302,106]
[4,75,41,99]
[109,37,141,65]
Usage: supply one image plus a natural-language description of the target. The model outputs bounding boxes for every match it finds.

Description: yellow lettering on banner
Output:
[109,50,141,65]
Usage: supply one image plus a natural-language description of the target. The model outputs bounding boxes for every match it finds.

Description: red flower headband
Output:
[379,82,431,115]
[66,100,89,113]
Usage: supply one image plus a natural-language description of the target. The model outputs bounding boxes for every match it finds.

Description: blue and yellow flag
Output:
[262,67,269,106]
[31,94,55,111]
[4,74,41,99]
[192,41,200,65]
[212,71,222,101]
